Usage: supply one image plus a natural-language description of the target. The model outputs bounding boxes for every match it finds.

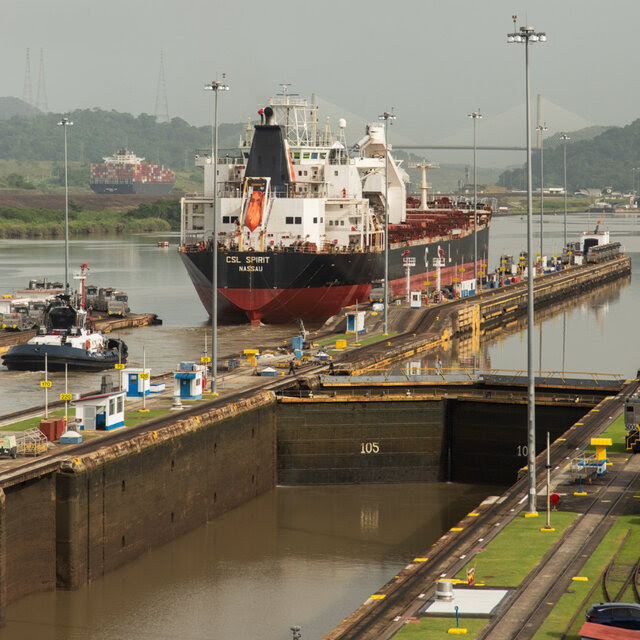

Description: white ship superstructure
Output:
[181,91,407,253]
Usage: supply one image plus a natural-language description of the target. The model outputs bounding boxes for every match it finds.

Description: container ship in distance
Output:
[179,92,491,325]
[90,149,175,194]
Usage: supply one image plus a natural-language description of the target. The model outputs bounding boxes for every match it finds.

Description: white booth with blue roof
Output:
[173,361,205,400]
[73,390,126,431]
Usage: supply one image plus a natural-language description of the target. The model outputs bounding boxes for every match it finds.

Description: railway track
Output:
[603,536,640,604]
[325,378,640,640]
[484,451,640,639]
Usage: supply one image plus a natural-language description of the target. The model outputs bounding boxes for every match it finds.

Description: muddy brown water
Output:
[0,212,637,638]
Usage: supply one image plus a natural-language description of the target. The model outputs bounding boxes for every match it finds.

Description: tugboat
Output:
[1,265,127,371]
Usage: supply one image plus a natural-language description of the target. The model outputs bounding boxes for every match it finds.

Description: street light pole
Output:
[468,110,482,287]
[378,110,396,335]
[508,20,546,515]
[57,116,73,294]
[204,77,229,396]
[560,133,570,248]
[536,123,548,258]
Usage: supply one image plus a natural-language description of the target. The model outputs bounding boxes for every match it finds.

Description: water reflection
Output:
[0,214,637,638]
[0,483,500,640]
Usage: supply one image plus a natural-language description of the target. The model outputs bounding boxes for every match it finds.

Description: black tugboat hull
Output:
[1,343,126,372]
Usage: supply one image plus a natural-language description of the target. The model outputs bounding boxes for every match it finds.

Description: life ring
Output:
[85,340,91,349]
[342,188,346,198]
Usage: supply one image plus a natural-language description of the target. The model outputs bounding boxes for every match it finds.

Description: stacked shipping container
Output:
[90,149,175,194]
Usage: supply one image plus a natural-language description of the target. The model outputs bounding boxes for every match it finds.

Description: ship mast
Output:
[409,161,439,209]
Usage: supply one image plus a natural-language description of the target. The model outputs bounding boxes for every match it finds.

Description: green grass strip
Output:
[1,409,66,432]
[395,617,488,638]
[124,409,170,426]
[1,406,171,432]
[534,515,640,639]
[455,511,577,587]
[395,512,578,639]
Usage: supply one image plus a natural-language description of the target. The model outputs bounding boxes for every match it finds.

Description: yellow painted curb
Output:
[413,557,428,562]
[450,527,463,531]
[467,512,480,517]
[369,594,386,600]
[574,491,588,496]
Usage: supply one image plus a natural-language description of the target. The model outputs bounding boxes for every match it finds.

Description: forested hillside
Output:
[0,104,245,171]
[3,97,639,195]
[498,121,639,193]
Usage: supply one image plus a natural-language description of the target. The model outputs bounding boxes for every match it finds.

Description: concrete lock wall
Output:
[449,400,588,484]
[276,398,588,485]
[55,393,274,594]
[276,399,448,484]
[0,389,593,619]
[2,475,57,608]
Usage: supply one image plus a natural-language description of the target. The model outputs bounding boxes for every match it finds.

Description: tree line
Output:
[498,120,640,193]
[0,108,245,172]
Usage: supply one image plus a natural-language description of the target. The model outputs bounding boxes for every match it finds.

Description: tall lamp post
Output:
[57,116,73,294]
[378,109,396,335]
[536,122,548,258]
[560,133,570,247]
[508,20,546,514]
[468,110,482,286]
[204,77,229,395]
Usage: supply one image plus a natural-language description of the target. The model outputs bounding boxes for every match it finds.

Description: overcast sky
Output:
[4,0,637,154]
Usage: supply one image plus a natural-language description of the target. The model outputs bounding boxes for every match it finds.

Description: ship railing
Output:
[181,193,211,200]
[319,367,624,391]
[194,149,243,165]
[327,155,351,166]
[217,185,329,199]
[180,239,383,255]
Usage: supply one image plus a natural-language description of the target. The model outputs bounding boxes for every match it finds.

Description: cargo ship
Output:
[179,92,491,325]
[90,149,175,194]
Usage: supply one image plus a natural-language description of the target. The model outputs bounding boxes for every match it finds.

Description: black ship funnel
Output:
[245,106,292,191]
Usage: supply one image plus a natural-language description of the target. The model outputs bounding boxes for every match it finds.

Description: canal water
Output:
[0,213,636,639]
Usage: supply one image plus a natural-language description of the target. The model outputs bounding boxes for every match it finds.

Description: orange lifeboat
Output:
[244,191,265,232]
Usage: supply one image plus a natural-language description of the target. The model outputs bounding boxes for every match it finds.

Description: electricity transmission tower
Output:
[155,49,170,123]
